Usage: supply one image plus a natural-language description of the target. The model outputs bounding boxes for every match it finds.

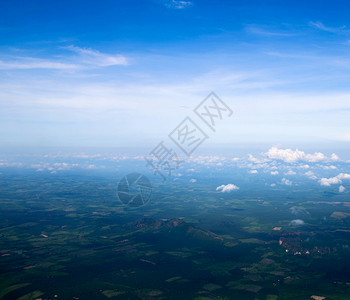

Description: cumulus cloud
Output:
[331,153,340,161]
[319,177,342,186]
[271,171,279,175]
[320,165,337,170]
[289,219,305,226]
[285,170,296,175]
[339,185,346,193]
[305,171,317,180]
[319,173,350,186]
[189,178,197,183]
[249,170,258,174]
[266,147,336,163]
[282,178,292,186]
[216,184,239,193]
[190,155,225,166]
[248,154,265,163]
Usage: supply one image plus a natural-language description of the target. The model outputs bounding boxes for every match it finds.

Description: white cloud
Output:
[338,173,350,180]
[270,183,276,187]
[3,41,350,149]
[331,153,340,161]
[285,170,296,175]
[162,0,192,9]
[216,184,239,193]
[246,25,296,37]
[26,161,104,172]
[271,171,279,175]
[320,165,337,170]
[0,46,128,71]
[309,21,349,34]
[65,45,128,67]
[319,173,350,186]
[248,154,265,163]
[289,219,305,226]
[282,178,292,186]
[189,178,197,183]
[0,58,77,70]
[319,177,342,186]
[305,171,317,180]
[266,147,330,163]
[339,185,346,193]
[249,170,258,174]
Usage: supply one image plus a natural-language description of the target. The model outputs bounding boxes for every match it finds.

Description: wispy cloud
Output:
[65,45,128,67]
[161,0,193,9]
[265,51,320,60]
[0,58,77,70]
[0,45,128,70]
[309,21,350,34]
[245,25,296,37]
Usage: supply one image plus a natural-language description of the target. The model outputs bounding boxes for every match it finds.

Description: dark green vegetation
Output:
[0,167,350,299]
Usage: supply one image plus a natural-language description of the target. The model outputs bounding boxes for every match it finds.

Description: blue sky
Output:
[1,0,350,150]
